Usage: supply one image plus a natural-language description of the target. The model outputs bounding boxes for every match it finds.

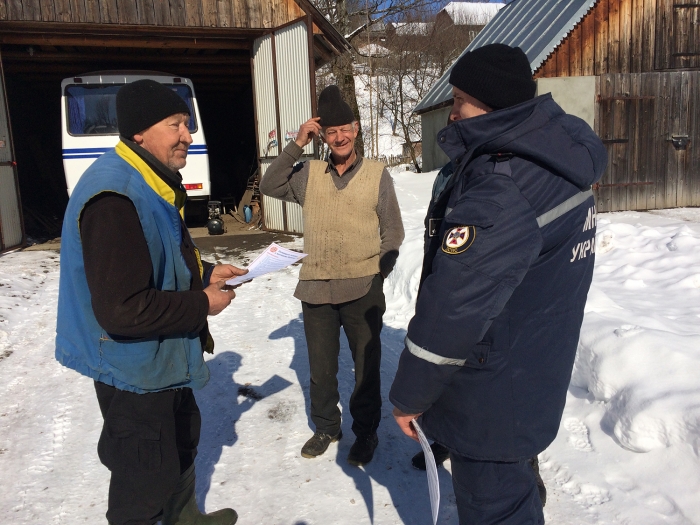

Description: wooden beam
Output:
[569,20,583,76]
[594,0,609,75]
[0,20,264,38]
[619,0,632,72]
[2,61,251,76]
[581,8,595,75]
[0,32,251,49]
[0,49,250,65]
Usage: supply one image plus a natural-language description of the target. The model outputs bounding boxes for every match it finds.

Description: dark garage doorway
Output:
[1,43,257,240]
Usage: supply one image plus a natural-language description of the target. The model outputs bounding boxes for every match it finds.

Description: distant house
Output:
[415,0,700,212]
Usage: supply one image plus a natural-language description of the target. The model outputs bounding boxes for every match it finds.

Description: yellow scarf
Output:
[115,141,203,279]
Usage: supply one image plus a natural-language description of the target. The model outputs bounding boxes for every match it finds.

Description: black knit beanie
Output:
[449,44,536,110]
[317,85,355,127]
[116,79,191,138]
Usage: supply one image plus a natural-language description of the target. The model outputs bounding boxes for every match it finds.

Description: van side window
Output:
[65,84,197,136]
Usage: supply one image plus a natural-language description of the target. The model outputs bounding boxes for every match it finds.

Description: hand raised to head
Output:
[295,117,322,149]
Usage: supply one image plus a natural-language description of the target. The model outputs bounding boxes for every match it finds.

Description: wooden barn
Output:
[414,0,700,213]
[0,0,350,250]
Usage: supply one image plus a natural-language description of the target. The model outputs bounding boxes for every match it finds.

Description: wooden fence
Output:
[377,153,412,166]
[594,71,700,212]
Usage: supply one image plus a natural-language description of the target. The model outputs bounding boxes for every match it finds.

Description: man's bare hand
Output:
[204,280,236,316]
[204,264,247,315]
[295,117,322,148]
[210,264,247,284]
[393,407,422,443]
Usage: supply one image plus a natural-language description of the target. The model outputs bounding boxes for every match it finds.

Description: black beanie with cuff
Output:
[317,85,355,127]
[116,79,190,139]
[449,44,536,110]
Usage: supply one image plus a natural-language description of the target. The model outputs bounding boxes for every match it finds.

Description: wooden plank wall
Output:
[537,0,700,77]
[594,72,700,212]
[665,0,700,69]
[535,0,663,78]
[0,0,305,27]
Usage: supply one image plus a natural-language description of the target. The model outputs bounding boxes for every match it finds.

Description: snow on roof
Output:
[392,22,433,36]
[357,43,391,57]
[414,0,598,114]
[441,2,505,25]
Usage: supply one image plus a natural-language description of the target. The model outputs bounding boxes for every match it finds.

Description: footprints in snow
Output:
[563,417,594,452]
[538,452,611,510]
[614,324,644,338]
[541,417,691,523]
[604,473,692,523]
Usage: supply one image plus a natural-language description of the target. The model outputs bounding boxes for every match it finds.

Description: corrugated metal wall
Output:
[285,195,304,233]
[252,35,278,157]
[253,21,313,235]
[275,22,314,156]
[259,159,284,231]
[0,55,23,250]
[259,158,304,233]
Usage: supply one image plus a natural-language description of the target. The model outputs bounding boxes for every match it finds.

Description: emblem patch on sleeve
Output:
[442,225,476,254]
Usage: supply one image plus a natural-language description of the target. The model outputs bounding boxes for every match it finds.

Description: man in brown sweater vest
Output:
[260,86,404,466]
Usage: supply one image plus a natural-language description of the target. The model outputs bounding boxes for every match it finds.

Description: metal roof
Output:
[414,0,598,114]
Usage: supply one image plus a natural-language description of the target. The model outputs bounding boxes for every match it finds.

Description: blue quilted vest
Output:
[55,148,209,393]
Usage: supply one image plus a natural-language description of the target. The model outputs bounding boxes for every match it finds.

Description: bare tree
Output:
[368,6,490,170]
[310,0,442,156]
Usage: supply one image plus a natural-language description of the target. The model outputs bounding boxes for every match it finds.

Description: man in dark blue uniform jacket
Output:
[390,44,607,524]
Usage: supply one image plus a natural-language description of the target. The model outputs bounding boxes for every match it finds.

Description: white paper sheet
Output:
[413,418,440,525]
[225,243,307,286]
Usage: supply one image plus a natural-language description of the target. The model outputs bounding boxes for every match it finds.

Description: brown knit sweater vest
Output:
[299,159,384,281]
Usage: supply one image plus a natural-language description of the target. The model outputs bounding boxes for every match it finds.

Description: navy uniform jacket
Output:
[389,94,607,461]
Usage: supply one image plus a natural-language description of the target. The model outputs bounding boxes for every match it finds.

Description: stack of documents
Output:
[226,243,307,286]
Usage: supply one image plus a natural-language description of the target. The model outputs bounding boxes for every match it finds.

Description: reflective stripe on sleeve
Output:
[405,336,466,366]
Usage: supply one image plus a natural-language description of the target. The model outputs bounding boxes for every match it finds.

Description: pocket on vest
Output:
[99,335,190,391]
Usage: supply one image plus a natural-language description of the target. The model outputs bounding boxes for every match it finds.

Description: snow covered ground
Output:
[1,170,700,524]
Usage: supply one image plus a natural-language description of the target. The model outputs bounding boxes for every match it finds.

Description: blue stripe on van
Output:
[62,147,111,154]
[62,145,207,158]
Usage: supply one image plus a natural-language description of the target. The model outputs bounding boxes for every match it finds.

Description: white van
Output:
[60,71,210,207]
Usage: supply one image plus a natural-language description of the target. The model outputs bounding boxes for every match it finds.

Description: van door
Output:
[0,51,24,251]
[252,19,315,234]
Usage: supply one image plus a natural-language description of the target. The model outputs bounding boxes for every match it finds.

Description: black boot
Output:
[301,430,342,458]
[162,464,238,525]
[347,433,379,466]
[411,442,450,470]
[529,456,547,507]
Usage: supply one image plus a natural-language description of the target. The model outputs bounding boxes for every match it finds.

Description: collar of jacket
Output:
[115,140,187,218]
[436,93,559,167]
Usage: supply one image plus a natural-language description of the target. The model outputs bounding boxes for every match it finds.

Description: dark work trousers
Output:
[94,381,201,525]
[450,453,545,525]
[301,274,386,438]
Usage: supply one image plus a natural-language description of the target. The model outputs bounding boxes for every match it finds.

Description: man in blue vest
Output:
[390,44,607,524]
[56,80,244,525]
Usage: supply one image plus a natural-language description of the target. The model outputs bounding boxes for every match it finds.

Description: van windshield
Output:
[65,83,197,136]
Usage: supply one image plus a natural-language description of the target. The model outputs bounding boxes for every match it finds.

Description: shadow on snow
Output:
[269,313,458,525]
